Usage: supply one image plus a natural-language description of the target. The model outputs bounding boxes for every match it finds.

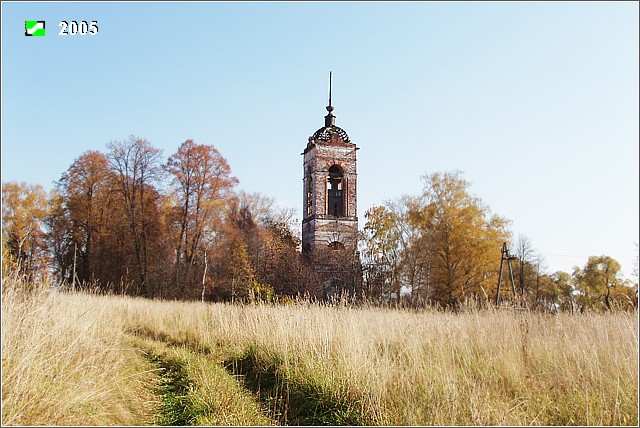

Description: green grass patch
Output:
[149,354,195,426]
[225,345,371,426]
[135,337,272,426]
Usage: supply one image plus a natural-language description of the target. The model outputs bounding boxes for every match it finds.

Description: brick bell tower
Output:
[302,73,361,298]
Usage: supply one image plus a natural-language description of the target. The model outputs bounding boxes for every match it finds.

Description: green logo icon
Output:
[25,21,46,36]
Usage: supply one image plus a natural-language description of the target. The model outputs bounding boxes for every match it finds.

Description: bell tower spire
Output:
[325,71,336,127]
[328,71,333,108]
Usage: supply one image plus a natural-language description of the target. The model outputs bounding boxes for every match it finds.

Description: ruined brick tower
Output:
[302,73,362,298]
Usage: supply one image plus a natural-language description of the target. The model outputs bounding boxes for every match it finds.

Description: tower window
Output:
[327,165,344,217]
[306,175,312,217]
[328,241,345,251]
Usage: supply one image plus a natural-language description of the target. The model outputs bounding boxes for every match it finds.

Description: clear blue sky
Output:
[2,1,638,279]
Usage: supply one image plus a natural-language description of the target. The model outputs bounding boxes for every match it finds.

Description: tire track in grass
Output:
[148,354,198,426]
[130,327,371,425]
[225,347,370,426]
[134,337,274,426]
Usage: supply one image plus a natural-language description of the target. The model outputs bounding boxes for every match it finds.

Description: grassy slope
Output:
[1,283,272,426]
[2,280,638,426]
[1,287,159,425]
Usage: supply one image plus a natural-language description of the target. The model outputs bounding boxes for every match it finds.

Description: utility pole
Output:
[495,242,518,305]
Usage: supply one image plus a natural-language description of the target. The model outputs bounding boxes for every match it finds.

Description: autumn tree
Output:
[53,150,110,286]
[363,198,426,304]
[107,136,165,296]
[44,190,73,284]
[223,191,316,300]
[1,181,49,280]
[210,234,255,303]
[513,234,535,304]
[533,273,558,312]
[409,171,510,308]
[165,139,238,297]
[363,205,402,301]
[226,194,264,285]
[235,190,296,226]
[552,271,576,313]
[574,255,624,312]
[261,220,299,295]
[361,172,511,308]
[396,195,433,306]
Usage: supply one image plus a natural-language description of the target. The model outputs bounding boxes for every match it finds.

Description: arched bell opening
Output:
[327,165,344,217]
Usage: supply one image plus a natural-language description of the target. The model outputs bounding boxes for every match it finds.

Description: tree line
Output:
[361,171,638,312]
[2,137,638,311]
[2,136,319,301]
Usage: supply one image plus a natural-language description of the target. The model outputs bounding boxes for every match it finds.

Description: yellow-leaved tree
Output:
[1,181,49,281]
[573,255,625,312]
[362,171,511,308]
[413,171,511,307]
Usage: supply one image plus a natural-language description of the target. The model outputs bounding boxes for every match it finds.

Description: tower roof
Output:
[312,125,350,143]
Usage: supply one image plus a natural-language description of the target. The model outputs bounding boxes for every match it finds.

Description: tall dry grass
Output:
[1,274,159,426]
[126,300,639,425]
[2,273,638,425]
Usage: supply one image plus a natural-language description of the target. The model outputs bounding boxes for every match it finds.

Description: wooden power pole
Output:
[495,242,518,305]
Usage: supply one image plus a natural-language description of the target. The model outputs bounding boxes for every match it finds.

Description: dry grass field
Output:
[2,274,638,426]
